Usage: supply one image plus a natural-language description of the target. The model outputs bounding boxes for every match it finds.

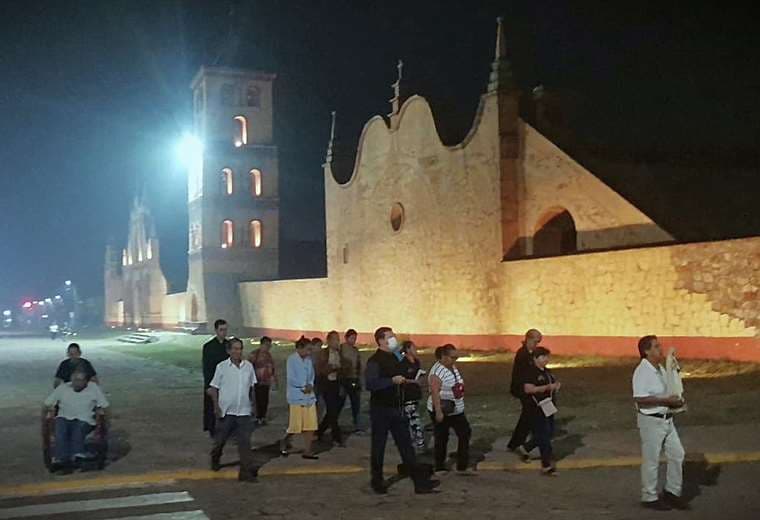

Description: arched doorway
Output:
[533,209,577,256]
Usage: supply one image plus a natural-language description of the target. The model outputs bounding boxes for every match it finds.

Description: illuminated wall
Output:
[239,93,760,361]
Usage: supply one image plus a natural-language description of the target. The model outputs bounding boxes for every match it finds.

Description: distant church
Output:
[105,19,759,361]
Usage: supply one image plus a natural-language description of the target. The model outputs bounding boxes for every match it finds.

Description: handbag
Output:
[534,372,558,417]
[440,399,456,416]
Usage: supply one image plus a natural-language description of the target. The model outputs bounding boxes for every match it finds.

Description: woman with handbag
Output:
[427,344,472,474]
[522,346,561,476]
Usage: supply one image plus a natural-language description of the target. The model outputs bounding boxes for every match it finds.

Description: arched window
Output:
[533,209,577,257]
[122,249,127,267]
[246,85,260,107]
[249,220,262,248]
[233,115,248,147]
[220,84,235,106]
[221,220,234,249]
[250,169,262,197]
[221,168,233,195]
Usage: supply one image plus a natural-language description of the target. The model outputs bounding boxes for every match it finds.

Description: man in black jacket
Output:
[507,329,542,457]
[365,326,438,495]
[202,319,230,437]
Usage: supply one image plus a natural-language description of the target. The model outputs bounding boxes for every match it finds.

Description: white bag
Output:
[537,397,558,417]
[665,348,687,414]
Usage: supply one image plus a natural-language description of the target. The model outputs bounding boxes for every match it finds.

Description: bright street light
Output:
[176,133,204,170]
[64,280,72,286]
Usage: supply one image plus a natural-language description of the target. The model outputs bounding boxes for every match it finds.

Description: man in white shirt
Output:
[207,337,258,482]
[632,335,688,511]
[44,370,109,471]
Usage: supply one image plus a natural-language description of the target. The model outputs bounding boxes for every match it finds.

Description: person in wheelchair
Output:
[43,370,109,472]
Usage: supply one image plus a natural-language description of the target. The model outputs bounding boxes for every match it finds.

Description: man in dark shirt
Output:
[520,347,560,474]
[202,319,230,437]
[54,343,98,388]
[507,329,542,456]
[365,326,438,495]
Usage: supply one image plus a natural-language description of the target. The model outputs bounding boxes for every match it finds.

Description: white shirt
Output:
[427,361,465,414]
[210,358,257,417]
[632,358,669,415]
[44,382,109,426]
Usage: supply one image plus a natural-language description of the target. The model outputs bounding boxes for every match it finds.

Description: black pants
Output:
[338,378,361,427]
[370,406,419,485]
[430,412,471,471]
[317,380,343,442]
[254,384,270,420]
[203,392,216,437]
[210,415,255,478]
[507,398,532,450]
[525,412,555,468]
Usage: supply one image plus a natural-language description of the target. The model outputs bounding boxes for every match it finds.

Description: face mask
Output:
[387,336,400,351]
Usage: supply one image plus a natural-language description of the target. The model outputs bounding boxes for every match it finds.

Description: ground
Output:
[1,331,759,520]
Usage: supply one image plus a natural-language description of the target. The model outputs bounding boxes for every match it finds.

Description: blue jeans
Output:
[55,417,93,462]
[525,412,555,468]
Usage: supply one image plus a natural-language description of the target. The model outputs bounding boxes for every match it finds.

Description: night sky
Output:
[1,1,759,310]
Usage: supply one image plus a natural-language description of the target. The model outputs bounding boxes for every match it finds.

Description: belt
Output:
[639,411,674,420]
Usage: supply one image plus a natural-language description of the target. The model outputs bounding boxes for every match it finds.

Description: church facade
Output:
[106,19,760,360]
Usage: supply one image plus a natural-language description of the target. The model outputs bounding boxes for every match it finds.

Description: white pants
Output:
[637,413,685,502]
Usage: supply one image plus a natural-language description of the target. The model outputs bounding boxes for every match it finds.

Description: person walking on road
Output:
[633,335,689,511]
[207,338,258,482]
[507,329,542,458]
[280,336,319,459]
[202,319,230,437]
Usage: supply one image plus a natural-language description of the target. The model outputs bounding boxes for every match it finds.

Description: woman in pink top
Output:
[250,336,277,425]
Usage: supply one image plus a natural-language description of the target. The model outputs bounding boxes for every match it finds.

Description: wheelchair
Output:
[42,407,109,472]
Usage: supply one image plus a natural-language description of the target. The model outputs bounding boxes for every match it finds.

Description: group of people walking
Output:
[41,319,690,508]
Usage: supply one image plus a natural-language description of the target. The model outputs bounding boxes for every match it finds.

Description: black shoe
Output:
[302,454,319,460]
[414,482,440,494]
[663,491,690,510]
[210,457,221,471]
[371,480,388,494]
[641,499,672,511]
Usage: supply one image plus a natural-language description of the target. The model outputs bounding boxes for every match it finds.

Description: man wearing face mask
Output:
[365,326,439,495]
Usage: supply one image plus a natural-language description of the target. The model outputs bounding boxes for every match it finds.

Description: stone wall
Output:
[238,92,759,362]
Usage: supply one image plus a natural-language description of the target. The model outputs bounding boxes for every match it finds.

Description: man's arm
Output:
[206,386,221,417]
[43,386,61,410]
[635,395,683,408]
[364,359,395,391]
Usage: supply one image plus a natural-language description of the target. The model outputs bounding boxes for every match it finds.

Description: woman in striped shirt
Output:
[427,344,472,474]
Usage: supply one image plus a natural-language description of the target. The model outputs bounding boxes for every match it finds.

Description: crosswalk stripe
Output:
[103,511,210,520]
[0,491,194,519]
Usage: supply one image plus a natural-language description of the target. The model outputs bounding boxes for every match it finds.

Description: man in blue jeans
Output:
[365,326,439,494]
[44,370,109,473]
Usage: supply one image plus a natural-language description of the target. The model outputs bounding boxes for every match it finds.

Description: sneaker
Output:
[414,480,440,494]
[540,466,558,477]
[641,499,672,511]
[663,491,690,510]
[509,446,531,462]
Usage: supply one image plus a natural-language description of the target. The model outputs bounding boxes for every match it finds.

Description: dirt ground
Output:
[2,332,760,519]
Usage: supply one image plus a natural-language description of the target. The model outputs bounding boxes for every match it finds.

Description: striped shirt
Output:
[427,361,465,415]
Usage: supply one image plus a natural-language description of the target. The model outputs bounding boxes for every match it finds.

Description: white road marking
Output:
[103,511,210,520]
[0,491,194,519]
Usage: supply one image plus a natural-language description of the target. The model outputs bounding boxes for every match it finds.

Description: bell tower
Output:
[186,66,280,329]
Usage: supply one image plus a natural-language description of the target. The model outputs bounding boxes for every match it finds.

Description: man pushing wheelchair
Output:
[43,370,109,474]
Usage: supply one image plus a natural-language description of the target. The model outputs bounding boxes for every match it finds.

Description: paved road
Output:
[1,464,759,520]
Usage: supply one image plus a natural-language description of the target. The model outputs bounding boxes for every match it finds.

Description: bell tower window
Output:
[222,168,233,195]
[250,169,262,197]
[249,220,262,248]
[233,115,248,147]
[221,220,234,249]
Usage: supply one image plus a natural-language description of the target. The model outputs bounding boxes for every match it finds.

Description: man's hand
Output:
[45,409,55,420]
[665,396,684,408]
[435,410,444,423]
[303,384,313,394]
[550,382,561,392]
[214,406,223,419]
[392,375,405,385]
